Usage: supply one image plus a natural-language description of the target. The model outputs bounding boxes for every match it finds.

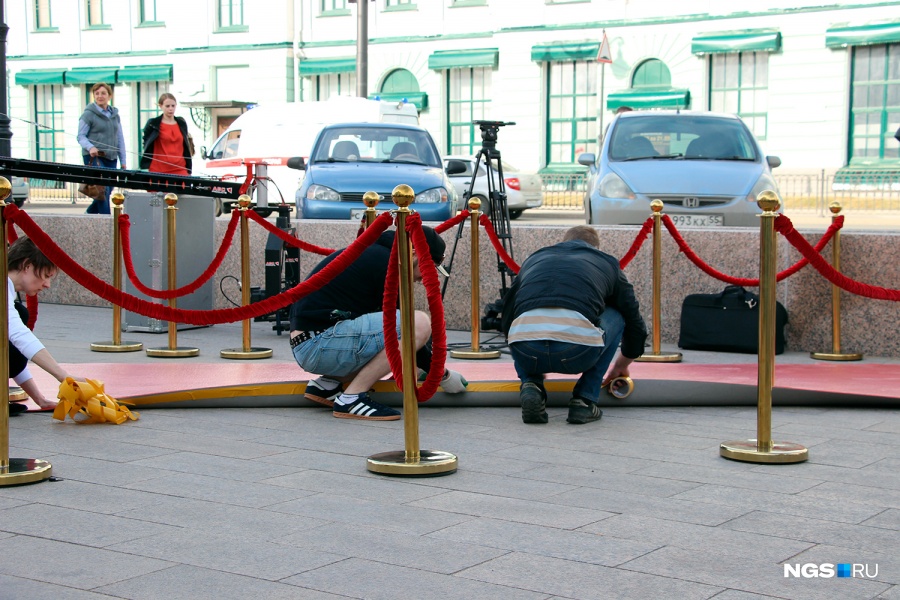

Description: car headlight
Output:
[747,174,781,204]
[598,172,635,199]
[305,184,340,202]
[415,187,448,204]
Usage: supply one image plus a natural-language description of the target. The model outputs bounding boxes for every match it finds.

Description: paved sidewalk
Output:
[1,304,898,599]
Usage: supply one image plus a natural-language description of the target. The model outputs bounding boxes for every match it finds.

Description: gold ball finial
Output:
[111,192,125,206]
[392,184,415,208]
[363,191,381,208]
[756,190,780,213]
[164,193,178,207]
[650,199,664,213]
[829,200,842,215]
[468,197,482,211]
[0,176,10,202]
[238,194,252,209]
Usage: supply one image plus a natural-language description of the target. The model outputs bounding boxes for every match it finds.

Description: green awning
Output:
[826,21,900,48]
[116,64,173,82]
[65,67,119,84]
[692,29,782,55]
[369,92,428,110]
[298,57,356,76]
[531,41,600,62]
[14,69,66,85]
[607,88,691,110]
[428,49,499,70]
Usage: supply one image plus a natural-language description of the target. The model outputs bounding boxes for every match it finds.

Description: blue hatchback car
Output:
[289,122,462,221]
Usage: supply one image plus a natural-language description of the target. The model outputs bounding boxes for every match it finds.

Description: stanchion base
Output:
[635,352,683,363]
[9,386,28,402]
[367,450,458,477]
[810,352,863,362]
[146,346,200,358]
[450,349,501,360]
[0,458,52,486]
[220,347,273,360]
[90,341,144,353]
[720,440,808,464]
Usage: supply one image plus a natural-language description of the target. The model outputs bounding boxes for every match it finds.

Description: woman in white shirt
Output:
[8,237,75,411]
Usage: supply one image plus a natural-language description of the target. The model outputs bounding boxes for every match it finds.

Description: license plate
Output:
[668,214,723,227]
[350,208,384,220]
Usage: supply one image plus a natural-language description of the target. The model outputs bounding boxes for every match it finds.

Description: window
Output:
[321,0,347,12]
[849,43,900,162]
[447,67,491,155]
[136,81,169,155]
[34,85,65,162]
[140,0,160,24]
[385,0,414,9]
[710,52,769,140]
[547,60,597,166]
[303,72,357,101]
[35,0,53,29]
[218,0,243,28]
[633,59,671,87]
[86,0,104,27]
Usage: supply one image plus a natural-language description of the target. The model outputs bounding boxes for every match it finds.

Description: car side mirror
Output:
[766,156,781,169]
[287,156,307,171]
[200,146,208,160]
[577,153,596,167]
[445,159,467,176]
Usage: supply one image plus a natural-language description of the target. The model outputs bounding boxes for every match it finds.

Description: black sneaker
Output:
[8,403,27,417]
[333,393,400,421]
[520,382,548,424]
[304,380,342,408]
[566,398,602,424]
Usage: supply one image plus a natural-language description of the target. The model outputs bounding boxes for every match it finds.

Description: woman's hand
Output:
[89,146,99,158]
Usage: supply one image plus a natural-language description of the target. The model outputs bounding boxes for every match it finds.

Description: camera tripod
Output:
[443,120,517,334]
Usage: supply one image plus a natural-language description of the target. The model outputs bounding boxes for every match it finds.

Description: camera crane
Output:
[443,120,516,332]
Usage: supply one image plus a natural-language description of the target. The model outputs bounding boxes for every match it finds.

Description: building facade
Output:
[6,0,900,180]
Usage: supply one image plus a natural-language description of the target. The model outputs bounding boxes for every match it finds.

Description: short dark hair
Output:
[8,237,56,278]
[562,225,600,248]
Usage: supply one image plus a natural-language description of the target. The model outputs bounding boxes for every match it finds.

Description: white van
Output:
[196,97,418,215]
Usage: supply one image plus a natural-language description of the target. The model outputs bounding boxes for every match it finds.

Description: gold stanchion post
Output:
[451,197,500,360]
[636,199,682,363]
[721,191,808,464]
[362,191,380,229]
[91,192,143,352]
[367,184,457,477]
[0,176,52,485]
[811,201,863,361]
[221,195,273,359]
[146,193,200,358]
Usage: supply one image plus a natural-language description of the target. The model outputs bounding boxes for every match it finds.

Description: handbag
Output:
[678,285,788,354]
[187,133,196,156]
[78,157,106,201]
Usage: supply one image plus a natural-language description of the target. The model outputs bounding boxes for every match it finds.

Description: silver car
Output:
[10,176,28,208]
[443,155,543,219]
[578,111,781,227]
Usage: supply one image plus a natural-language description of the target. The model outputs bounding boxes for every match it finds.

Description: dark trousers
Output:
[9,300,29,380]
[82,154,117,214]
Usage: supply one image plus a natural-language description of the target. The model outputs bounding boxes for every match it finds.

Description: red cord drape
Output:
[435,210,469,234]
[245,210,335,255]
[478,213,520,274]
[618,217,654,269]
[5,221,38,329]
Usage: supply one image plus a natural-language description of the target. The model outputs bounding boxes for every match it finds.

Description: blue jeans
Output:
[509,307,625,404]
[82,154,117,214]
[292,311,401,378]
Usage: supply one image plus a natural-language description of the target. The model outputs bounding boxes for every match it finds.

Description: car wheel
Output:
[12,197,25,209]
[508,209,523,220]
[255,208,273,218]
[214,198,223,217]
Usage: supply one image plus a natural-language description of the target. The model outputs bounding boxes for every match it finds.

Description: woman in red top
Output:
[139,93,193,175]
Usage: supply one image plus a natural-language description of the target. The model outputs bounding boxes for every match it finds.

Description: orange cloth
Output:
[148,122,188,175]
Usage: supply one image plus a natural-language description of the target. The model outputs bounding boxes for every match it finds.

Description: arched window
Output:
[632,59,671,88]
[381,69,420,94]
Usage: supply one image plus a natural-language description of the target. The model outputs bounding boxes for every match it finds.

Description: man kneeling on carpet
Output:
[502,225,647,425]
[290,226,467,421]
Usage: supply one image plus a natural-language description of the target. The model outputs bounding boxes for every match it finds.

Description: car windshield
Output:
[608,115,758,162]
[312,126,440,167]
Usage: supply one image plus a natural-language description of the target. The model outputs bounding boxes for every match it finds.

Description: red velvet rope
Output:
[775,216,900,301]
[479,213,520,274]
[6,205,393,324]
[435,210,469,234]
[5,221,38,330]
[118,211,240,300]
[618,217,654,269]
[382,213,447,402]
[244,210,335,255]
[661,214,844,286]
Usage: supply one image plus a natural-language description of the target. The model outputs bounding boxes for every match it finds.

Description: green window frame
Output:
[218,0,244,28]
[849,43,900,164]
[321,0,348,13]
[709,51,769,140]
[34,84,65,163]
[546,60,597,168]
[385,0,415,10]
[35,0,55,30]
[303,73,357,101]
[85,0,105,27]
[447,67,491,156]
[139,0,162,25]
[136,81,169,158]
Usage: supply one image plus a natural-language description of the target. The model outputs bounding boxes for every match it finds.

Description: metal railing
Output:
[538,172,587,210]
